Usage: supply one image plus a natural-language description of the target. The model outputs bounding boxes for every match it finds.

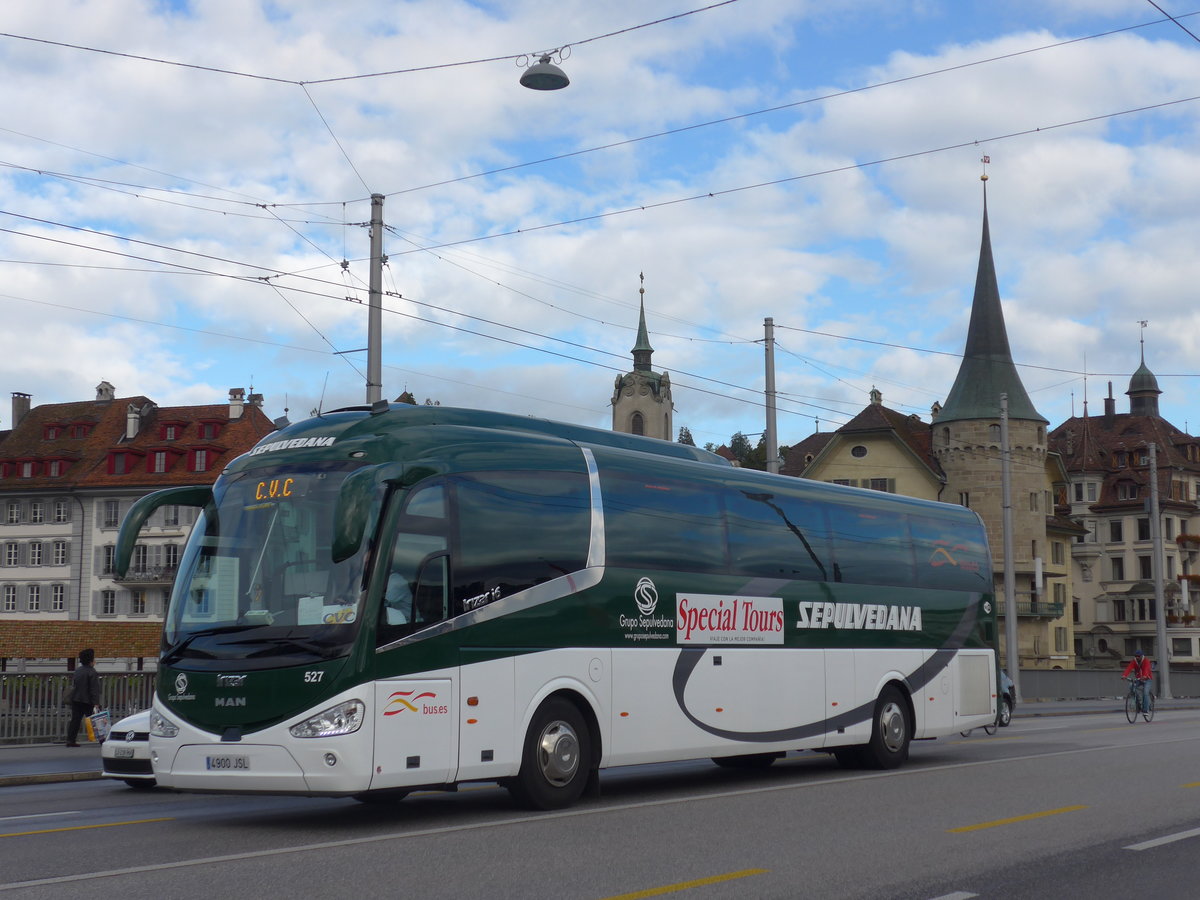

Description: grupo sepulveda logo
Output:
[634,577,658,616]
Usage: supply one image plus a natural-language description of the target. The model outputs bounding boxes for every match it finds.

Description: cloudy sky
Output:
[2,0,1199,449]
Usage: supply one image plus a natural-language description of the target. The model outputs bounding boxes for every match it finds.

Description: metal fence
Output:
[0,673,157,744]
[1018,667,1200,700]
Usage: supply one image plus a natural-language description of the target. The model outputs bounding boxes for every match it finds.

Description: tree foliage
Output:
[677,426,695,446]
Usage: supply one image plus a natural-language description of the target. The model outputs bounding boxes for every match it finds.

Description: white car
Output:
[100,709,155,789]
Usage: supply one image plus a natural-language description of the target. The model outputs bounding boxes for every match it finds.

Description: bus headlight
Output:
[289,699,365,738]
[150,710,180,738]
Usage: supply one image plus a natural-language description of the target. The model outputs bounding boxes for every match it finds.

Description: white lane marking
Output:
[928,893,978,900]
[0,812,80,823]
[1125,826,1200,851]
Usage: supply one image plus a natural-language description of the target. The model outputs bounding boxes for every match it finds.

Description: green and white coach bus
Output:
[117,404,1000,809]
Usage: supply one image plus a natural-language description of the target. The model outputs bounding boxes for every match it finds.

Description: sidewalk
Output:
[4,697,1199,789]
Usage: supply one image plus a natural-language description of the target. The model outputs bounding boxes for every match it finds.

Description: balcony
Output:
[113,566,178,586]
[997,600,1066,620]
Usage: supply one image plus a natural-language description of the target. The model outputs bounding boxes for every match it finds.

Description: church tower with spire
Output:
[932,177,1057,665]
[611,274,673,440]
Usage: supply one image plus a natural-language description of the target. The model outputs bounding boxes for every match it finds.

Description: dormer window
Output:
[198,421,222,440]
[110,452,128,475]
[71,423,91,439]
[44,425,60,440]
[19,461,36,478]
[192,448,209,472]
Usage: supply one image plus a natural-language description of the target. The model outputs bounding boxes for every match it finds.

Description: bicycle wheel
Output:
[1125,692,1138,723]
[1144,693,1155,723]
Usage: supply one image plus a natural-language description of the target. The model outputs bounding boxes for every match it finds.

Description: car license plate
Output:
[114,747,135,758]
[205,755,250,771]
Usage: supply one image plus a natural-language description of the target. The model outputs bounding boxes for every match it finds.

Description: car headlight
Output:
[289,699,365,738]
[150,710,179,738]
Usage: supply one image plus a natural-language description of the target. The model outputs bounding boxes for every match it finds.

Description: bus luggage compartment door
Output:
[371,679,456,789]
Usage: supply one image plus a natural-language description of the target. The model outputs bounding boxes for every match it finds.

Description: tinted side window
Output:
[452,471,590,606]
[726,488,831,580]
[826,499,915,586]
[909,513,989,591]
[602,470,726,573]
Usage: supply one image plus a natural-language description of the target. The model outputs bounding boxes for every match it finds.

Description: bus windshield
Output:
[162,460,372,668]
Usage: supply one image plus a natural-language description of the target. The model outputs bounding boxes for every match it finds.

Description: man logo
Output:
[175,673,189,694]
[635,577,658,616]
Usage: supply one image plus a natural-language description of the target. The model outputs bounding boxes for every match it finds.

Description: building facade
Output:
[0,383,274,625]
[1050,363,1200,669]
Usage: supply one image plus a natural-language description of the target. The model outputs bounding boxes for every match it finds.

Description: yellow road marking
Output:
[601,869,768,899]
[948,805,1087,833]
[1,817,173,839]
[1183,782,1200,788]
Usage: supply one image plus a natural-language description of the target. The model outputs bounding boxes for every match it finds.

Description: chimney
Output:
[228,388,245,420]
[11,392,31,428]
[96,381,115,401]
[1104,381,1116,427]
[248,392,264,408]
[126,403,141,440]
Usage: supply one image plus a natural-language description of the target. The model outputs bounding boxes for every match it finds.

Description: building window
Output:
[44,425,59,439]
[194,449,209,472]
[1029,492,1039,511]
[1173,637,1192,657]
[28,542,41,566]
[152,451,167,473]
[2,585,14,612]
[48,460,62,477]
[165,425,178,440]
[1087,482,1097,501]
[851,445,868,458]
[988,424,1000,442]
[163,506,180,527]
[200,423,218,440]
[54,500,69,523]
[131,590,146,616]
[1074,483,1084,502]
[941,427,950,447]
[103,500,120,528]
[71,424,89,438]
[831,479,852,486]
[100,590,116,616]
[1139,555,1152,580]
[29,501,43,524]
[102,546,116,575]
[1165,518,1175,540]
[1110,520,1123,543]
[4,543,17,567]
[132,545,147,571]
[26,584,39,612]
[6,502,19,525]
[111,453,127,475]
[868,478,894,492]
[630,413,644,436]
[1053,582,1066,604]
[1137,518,1150,541]
[20,461,34,478]
[959,492,970,508]
[1052,542,1064,565]
[51,584,64,611]
[1054,626,1067,653]
[52,541,68,566]
[159,589,170,615]
[165,544,179,568]
[1111,557,1125,581]
[1168,556,1176,579]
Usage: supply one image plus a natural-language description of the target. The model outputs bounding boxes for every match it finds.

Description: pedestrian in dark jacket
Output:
[65,648,100,746]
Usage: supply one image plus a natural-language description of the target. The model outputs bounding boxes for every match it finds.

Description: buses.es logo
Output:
[635,577,659,615]
[928,540,979,571]
[383,690,448,716]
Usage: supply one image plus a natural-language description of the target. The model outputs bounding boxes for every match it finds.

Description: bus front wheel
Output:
[860,685,910,769]
[509,697,592,810]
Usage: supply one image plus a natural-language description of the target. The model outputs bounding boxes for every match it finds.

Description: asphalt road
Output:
[2,705,1200,899]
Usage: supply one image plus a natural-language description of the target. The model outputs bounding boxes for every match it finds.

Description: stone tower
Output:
[611,274,673,440]
[932,181,1050,635]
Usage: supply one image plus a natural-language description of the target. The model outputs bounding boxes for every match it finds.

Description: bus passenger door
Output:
[372,678,456,789]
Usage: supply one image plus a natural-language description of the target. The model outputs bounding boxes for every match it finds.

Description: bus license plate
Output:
[205,755,250,771]
[114,747,135,758]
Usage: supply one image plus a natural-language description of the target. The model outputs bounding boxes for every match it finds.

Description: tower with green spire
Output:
[932,178,1062,670]
[611,273,673,440]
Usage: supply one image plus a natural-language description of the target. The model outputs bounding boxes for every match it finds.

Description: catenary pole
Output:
[1001,393,1019,701]
[1150,443,1171,698]
[764,317,779,474]
[366,192,385,405]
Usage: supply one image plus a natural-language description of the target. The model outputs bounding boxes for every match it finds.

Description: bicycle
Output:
[960,712,1000,738]
[1124,677,1155,723]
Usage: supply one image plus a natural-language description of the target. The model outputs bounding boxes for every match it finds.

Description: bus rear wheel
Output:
[508,697,592,810]
[859,686,910,769]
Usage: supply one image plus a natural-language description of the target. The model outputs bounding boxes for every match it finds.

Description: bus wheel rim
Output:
[537,720,580,786]
[880,701,906,753]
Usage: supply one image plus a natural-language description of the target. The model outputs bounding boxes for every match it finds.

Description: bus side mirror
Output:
[116,485,212,577]
[332,463,406,563]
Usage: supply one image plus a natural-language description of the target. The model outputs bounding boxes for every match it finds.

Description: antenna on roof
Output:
[316,372,329,417]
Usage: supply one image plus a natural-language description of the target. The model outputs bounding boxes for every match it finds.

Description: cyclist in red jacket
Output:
[1123,649,1153,711]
